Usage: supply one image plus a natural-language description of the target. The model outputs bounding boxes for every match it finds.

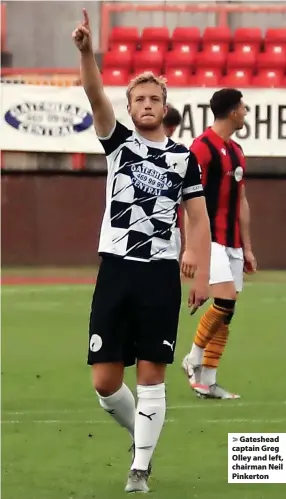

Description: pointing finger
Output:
[83,8,90,26]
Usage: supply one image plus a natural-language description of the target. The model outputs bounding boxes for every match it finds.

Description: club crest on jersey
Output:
[234,166,244,182]
[131,163,173,195]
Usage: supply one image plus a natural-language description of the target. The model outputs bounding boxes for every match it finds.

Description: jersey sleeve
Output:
[98,121,132,156]
[182,151,204,201]
[190,138,212,170]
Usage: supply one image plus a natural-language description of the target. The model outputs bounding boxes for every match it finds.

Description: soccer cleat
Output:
[182,355,202,386]
[125,469,150,493]
[193,383,240,400]
[129,443,152,477]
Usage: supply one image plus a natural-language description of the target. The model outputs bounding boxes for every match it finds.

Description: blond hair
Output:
[126,72,167,105]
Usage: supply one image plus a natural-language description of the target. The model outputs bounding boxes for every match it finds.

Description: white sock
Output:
[201,367,217,386]
[97,383,135,439]
[188,343,204,366]
[131,383,166,471]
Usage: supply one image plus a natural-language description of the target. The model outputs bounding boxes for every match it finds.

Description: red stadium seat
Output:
[102,51,132,85]
[171,27,200,53]
[234,27,262,42]
[191,68,221,87]
[102,68,130,86]
[165,68,190,86]
[257,51,286,70]
[141,27,170,53]
[164,51,194,86]
[109,44,134,55]
[264,44,286,57]
[252,69,284,88]
[109,27,139,52]
[165,50,195,68]
[264,29,286,56]
[221,69,251,88]
[202,42,229,56]
[233,27,262,54]
[265,28,286,44]
[133,50,164,75]
[195,51,226,69]
[103,51,132,70]
[203,26,231,54]
[233,43,259,57]
[227,51,256,69]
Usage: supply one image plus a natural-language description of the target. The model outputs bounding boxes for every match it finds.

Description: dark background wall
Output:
[2,172,286,269]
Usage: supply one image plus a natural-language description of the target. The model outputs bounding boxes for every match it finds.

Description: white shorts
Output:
[210,242,244,292]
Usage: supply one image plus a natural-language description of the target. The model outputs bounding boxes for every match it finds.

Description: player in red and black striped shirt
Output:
[182,88,257,399]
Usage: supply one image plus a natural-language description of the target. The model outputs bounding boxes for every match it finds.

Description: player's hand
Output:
[181,249,197,279]
[188,274,209,315]
[72,9,93,53]
[243,249,257,274]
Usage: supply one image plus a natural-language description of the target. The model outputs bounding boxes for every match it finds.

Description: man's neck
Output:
[211,121,234,142]
[135,126,166,143]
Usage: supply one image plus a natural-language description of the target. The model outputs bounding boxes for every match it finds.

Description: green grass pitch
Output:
[2,271,286,498]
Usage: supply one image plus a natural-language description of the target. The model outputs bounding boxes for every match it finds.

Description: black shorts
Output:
[87,256,181,366]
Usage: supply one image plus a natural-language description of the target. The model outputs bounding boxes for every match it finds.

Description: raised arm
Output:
[72,9,115,138]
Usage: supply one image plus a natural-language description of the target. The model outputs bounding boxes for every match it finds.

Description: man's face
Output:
[230,99,247,130]
[128,82,167,131]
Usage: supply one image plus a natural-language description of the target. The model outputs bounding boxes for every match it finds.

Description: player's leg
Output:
[88,258,135,440]
[198,247,244,398]
[197,285,238,398]
[183,243,237,394]
[125,260,181,493]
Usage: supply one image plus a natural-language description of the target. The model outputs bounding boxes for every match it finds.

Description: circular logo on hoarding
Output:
[4,101,93,136]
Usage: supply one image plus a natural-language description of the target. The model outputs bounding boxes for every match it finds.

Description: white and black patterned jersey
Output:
[98,121,204,262]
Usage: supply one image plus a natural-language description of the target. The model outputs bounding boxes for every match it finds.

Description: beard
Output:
[131,114,163,132]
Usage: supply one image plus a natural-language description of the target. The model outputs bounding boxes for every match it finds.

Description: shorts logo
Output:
[234,166,243,182]
[163,340,175,351]
[89,334,103,352]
